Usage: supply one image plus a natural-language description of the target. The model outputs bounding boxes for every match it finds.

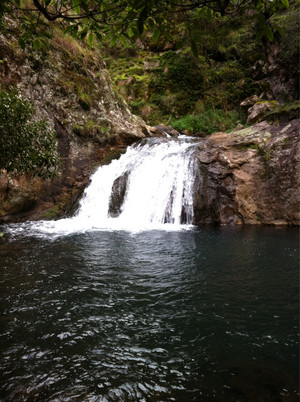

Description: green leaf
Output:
[64,25,75,34]
[18,37,26,49]
[111,35,118,46]
[87,32,94,47]
[152,27,160,42]
[40,38,50,50]
[280,0,289,7]
[95,31,102,41]
[128,27,134,37]
[119,34,127,47]
[33,38,41,51]
[195,8,205,18]
[162,30,173,41]
[265,27,273,41]
[148,17,155,29]
[79,26,88,38]
[72,0,80,15]
[205,7,212,22]
[130,25,141,38]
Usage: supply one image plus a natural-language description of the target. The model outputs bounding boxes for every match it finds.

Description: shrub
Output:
[170,109,240,135]
[0,87,59,178]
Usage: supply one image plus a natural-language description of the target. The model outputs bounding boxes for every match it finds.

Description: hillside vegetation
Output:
[101,4,299,134]
[0,0,299,176]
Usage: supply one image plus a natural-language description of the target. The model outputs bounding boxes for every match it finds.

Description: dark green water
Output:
[0,226,299,401]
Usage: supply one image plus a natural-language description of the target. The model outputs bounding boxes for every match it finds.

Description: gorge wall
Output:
[0,19,151,222]
[192,119,299,226]
[0,18,299,226]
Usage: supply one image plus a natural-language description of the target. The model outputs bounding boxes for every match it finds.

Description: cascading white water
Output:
[31,137,200,234]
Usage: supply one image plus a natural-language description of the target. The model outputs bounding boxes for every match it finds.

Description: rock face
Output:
[0,20,151,222]
[192,141,242,225]
[193,119,299,225]
[246,101,278,124]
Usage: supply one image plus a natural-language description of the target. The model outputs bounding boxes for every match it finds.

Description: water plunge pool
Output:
[0,226,298,401]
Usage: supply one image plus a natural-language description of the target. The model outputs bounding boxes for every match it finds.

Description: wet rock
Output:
[108,172,130,217]
[153,125,180,137]
[192,156,242,226]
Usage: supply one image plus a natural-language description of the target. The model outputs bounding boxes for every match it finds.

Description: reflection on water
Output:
[0,226,299,401]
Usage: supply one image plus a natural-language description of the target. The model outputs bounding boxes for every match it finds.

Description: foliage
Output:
[146,50,205,117]
[72,120,109,141]
[170,109,240,135]
[0,0,291,54]
[269,4,300,100]
[0,0,10,27]
[0,88,59,178]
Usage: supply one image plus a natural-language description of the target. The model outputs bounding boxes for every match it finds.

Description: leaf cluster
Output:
[0,88,59,178]
[0,0,291,54]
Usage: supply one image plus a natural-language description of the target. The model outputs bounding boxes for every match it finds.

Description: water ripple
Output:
[0,227,298,401]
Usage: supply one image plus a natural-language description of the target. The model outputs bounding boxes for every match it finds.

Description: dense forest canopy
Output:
[0,0,290,52]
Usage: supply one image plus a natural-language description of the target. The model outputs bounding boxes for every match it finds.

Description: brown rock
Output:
[207,119,300,225]
[247,101,278,124]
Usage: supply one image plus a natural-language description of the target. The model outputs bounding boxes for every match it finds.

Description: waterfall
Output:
[34,137,200,234]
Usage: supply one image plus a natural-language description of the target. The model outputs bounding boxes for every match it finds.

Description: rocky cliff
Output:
[0,19,150,222]
[192,119,299,226]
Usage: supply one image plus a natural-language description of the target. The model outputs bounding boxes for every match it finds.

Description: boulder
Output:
[199,119,300,225]
[246,101,278,124]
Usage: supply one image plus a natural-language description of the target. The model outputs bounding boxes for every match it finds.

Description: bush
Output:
[0,87,59,178]
[170,109,240,135]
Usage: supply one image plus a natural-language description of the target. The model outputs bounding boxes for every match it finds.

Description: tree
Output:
[3,0,290,53]
[0,88,59,178]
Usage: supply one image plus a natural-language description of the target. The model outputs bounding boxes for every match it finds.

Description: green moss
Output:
[265,101,300,122]
[41,204,61,219]
[102,149,125,165]
[256,100,278,105]
[78,92,92,110]
[73,121,110,141]
[256,145,273,179]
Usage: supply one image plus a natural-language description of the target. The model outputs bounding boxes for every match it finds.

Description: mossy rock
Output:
[72,121,110,142]
[41,204,61,220]
[78,93,92,111]
[265,102,300,124]
[102,149,125,165]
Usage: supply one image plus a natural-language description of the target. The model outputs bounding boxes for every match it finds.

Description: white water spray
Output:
[14,137,200,235]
